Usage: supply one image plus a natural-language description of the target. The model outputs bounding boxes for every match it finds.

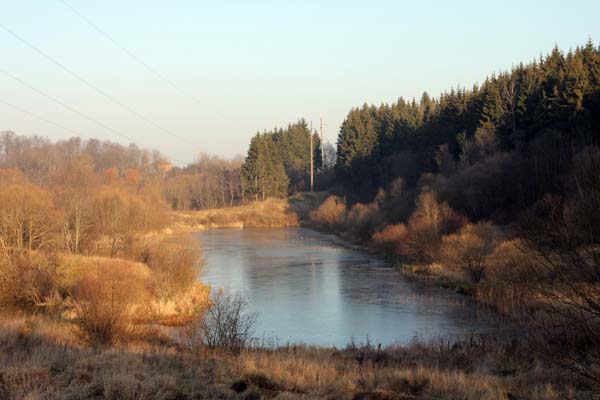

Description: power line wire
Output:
[58,0,229,123]
[0,21,197,147]
[0,66,138,144]
[0,99,84,137]
[0,96,187,165]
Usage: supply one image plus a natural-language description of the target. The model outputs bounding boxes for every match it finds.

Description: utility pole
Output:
[310,125,314,192]
[320,117,324,168]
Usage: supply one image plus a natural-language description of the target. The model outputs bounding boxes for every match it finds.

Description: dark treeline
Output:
[241,119,330,200]
[310,40,600,385]
[336,40,600,221]
[166,120,336,210]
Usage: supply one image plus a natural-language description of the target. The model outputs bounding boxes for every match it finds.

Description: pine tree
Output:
[241,134,261,200]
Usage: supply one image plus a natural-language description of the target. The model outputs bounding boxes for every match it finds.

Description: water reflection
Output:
[194,228,498,347]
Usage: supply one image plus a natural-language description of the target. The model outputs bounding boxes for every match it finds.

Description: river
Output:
[194,227,501,347]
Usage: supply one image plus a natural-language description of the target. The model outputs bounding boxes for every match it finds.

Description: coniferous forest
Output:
[334,40,600,215]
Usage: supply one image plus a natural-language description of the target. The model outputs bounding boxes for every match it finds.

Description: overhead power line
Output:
[0,95,187,165]
[0,66,137,144]
[0,99,84,137]
[59,0,229,123]
[0,21,197,147]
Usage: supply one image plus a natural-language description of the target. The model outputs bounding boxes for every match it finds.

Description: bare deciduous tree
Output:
[441,221,500,283]
[517,147,600,386]
[71,260,151,347]
[183,291,255,354]
[0,183,56,251]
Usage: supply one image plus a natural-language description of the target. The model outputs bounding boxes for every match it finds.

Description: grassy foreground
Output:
[0,317,590,400]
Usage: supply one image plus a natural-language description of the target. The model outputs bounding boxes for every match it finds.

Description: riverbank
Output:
[0,316,589,400]
[170,192,328,230]
[169,195,486,300]
[171,198,300,230]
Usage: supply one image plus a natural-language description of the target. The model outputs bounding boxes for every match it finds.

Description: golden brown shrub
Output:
[346,201,383,241]
[371,223,411,257]
[0,251,57,312]
[476,239,534,316]
[69,258,151,346]
[440,221,501,283]
[309,196,347,230]
[141,236,202,299]
[408,192,467,262]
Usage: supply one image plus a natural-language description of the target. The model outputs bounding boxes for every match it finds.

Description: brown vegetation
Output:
[69,258,152,346]
[440,222,501,283]
[0,133,210,352]
[513,147,600,386]
[140,236,202,299]
[406,192,467,262]
[307,144,600,391]
[308,195,347,230]
[163,153,245,210]
[0,183,56,251]
[0,251,58,312]
[371,223,411,257]
[183,291,256,353]
[173,197,299,230]
[1,126,599,396]
[0,317,592,399]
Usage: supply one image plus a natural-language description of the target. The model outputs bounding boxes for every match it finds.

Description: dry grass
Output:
[171,192,331,232]
[56,255,151,291]
[0,317,590,400]
[1,251,211,348]
[146,283,211,326]
[172,198,300,231]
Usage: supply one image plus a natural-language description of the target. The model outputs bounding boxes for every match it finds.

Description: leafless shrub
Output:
[184,290,255,353]
[0,168,26,186]
[441,222,501,283]
[0,251,57,312]
[477,239,534,316]
[515,146,600,387]
[140,236,202,299]
[345,201,383,242]
[309,195,347,231]
[371,223,411,257]
[457,127,498,167]
[71,259,151,347]
[408,192,467,262]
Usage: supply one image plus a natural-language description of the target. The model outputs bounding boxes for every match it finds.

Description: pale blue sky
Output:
[1,1,598,164]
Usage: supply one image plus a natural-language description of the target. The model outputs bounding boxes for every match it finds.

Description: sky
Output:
[1,1,599,165]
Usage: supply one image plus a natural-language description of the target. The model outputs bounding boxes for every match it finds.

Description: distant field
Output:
[170,192,328,231]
